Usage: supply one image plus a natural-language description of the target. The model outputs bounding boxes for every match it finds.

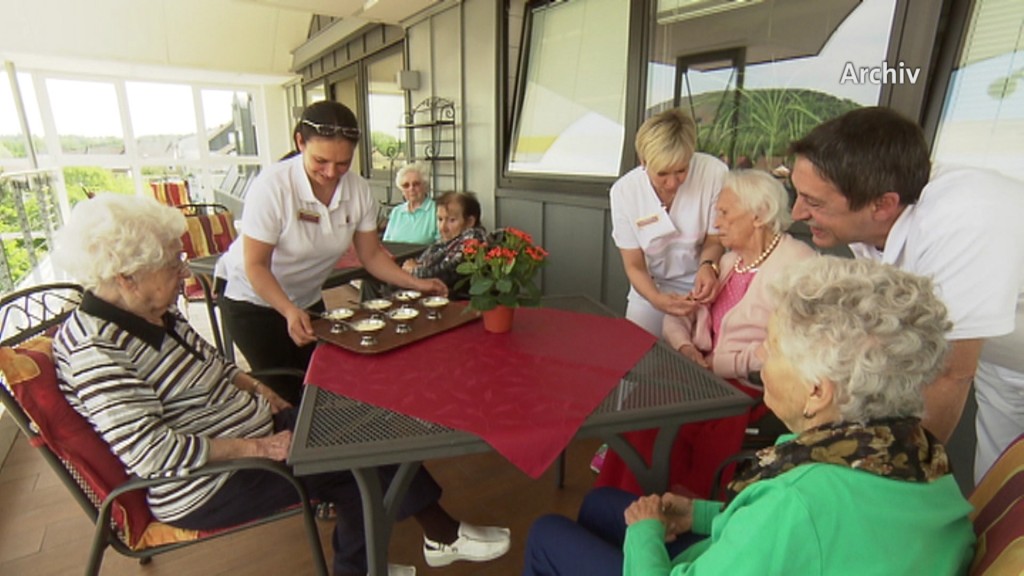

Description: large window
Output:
[366,49,407,176]
[507,0,631,177]
[932,0,1024,181]
[3,69,270,207]
[202,89,260,157]
[0,72,46,165]
[647,0,897,169]
[127,81,199,160]
[47,78,125,156]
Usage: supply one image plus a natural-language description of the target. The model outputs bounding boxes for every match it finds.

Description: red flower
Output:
[506,227,533,245]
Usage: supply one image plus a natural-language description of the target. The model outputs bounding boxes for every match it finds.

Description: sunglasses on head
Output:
[301,119,361,139]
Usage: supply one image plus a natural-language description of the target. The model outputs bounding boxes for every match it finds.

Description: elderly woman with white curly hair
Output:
[383,162,438,244]
[51,194,510,576]
[525,256,975,576]
[597,170,816,498]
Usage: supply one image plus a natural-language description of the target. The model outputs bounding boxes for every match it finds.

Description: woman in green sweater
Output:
[524,257,975,575]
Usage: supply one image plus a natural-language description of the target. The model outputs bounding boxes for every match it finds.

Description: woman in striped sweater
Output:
[51,194,510,576]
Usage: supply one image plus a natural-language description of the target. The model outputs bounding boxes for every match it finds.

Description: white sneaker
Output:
[422,522,511,567]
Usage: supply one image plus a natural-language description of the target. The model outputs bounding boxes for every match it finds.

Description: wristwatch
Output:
[700,259,719,275]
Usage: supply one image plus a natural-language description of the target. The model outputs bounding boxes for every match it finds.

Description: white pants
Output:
[973,360,1024,484]
[625,283,692,337]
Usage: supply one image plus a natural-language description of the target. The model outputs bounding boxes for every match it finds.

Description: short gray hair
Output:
[723,169,792,234]
[770,257,951,423]
[395,162,430,189]
[53,194,186,290]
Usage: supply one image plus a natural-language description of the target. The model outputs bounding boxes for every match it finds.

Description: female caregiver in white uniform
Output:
[610,108,727,335]
[218,101,446,405]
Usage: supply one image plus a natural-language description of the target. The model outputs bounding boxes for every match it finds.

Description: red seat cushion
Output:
[0,339,153,548]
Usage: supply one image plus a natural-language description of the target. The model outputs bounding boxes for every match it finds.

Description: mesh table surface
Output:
[289,296,751,475]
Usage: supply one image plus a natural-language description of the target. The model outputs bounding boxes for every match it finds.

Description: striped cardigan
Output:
[53,292,273,522]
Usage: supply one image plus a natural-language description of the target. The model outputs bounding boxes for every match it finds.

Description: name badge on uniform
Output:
[636,213,661,228]
[298,209,320,224]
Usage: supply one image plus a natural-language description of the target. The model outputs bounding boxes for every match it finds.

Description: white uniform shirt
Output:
[221,156,379,309]
[849,165,1024,371]
[610,153,726,292]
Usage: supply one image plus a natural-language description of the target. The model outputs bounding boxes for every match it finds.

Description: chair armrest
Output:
[250,368,306,381]
[97,459,310,529]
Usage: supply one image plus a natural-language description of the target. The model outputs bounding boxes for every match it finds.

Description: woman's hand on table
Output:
[691,264,719,303]
[677,343,710,369]
[283,306,317,347]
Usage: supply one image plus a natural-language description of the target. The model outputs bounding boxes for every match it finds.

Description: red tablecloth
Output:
[306,307,655,478]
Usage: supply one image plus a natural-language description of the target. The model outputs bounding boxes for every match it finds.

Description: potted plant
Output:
[456,227,548,332]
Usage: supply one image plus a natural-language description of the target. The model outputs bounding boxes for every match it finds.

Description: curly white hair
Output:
[770,256,952,422]
[53,194,186,290]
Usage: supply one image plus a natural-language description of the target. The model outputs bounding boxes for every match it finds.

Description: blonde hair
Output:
[723,169,793,234]
[53,194,186,290]
[635,109,697,174]
[770,257,952,423]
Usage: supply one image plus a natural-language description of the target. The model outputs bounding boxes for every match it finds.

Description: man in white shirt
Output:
[787,106,1024,483]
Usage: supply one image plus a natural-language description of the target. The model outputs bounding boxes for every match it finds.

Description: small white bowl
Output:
[394,290,422,302]
[323,307,355,321]
[350,318,386,332]
[421,296,449,308]
[388,307,420,321]
[362,298,393,311]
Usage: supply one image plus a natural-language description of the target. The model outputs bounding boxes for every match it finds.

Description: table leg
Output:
[351,462,423,576]
[602,423,681,494]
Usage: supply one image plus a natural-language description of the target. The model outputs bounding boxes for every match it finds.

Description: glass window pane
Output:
[932,0,1024,181]
[0,73,46,163]
[127,82,198,160]
[509,0,630,177]
[306,83,326,105]
[366,49,407,178]
[330,75,363,173]
[62,166,134,207]
[647,0,897,170]
[48,79,125,155]
[0,73,25,160]
[202,89,259,157]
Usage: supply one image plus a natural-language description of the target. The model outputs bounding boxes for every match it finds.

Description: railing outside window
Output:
[0,169,63,292]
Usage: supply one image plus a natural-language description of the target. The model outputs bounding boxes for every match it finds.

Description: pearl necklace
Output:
[733,232,782,274]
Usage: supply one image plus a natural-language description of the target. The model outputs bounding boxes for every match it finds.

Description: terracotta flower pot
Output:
[482,305,515,333]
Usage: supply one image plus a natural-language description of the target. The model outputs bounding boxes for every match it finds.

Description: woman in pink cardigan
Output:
[596,170,817,498]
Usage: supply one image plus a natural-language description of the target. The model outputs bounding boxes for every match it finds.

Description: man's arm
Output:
[922,338,982,442]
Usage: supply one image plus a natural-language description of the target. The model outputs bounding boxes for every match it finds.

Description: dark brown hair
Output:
[437,191,482,228]
[789,107,930,210]
[294,101,361,145]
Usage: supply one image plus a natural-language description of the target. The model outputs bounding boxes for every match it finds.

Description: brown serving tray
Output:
[312,299,480,354]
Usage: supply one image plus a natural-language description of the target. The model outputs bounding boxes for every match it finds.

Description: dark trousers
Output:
[219,296,324,405]
[171,408,442,575]
[523,487,704,576]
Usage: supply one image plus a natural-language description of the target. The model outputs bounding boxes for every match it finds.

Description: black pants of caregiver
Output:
[170,408,442,576]
[219,295,325,406]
